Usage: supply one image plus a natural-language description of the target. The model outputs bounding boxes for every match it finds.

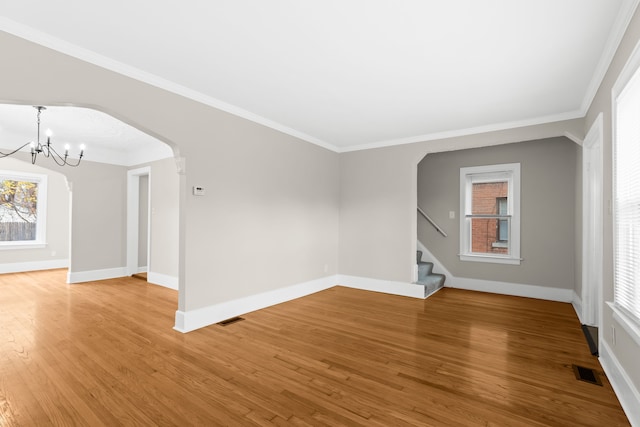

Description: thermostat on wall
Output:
[193,186,205,196]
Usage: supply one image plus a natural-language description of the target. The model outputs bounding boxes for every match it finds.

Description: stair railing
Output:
[417,206,448,237]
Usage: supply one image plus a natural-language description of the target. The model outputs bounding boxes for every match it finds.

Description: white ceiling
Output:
[0,1,637,153]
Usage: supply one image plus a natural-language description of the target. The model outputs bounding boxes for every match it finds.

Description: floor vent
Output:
[217,316,244,326]
[572,364,602,386]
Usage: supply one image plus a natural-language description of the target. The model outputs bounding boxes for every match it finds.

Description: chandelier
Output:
[0,106,85,166]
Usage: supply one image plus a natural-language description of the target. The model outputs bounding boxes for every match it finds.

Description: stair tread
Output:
[416,250,446,291]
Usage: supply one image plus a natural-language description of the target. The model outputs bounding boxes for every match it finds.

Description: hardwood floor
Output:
[0,270,630,426]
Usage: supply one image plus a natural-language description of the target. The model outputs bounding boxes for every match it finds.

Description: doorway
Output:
[127,166,151,278]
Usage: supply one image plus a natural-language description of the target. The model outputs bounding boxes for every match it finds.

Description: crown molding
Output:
[581,0,640,114]
[3,3,637,156]
[337,110,584,153]
[0,17,339,153]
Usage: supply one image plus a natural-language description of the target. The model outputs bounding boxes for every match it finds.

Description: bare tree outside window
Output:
[0,179,39,241]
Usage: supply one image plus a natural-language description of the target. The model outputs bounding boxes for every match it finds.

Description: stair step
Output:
[417,273,446,295]
[417,261,434,279]
[416,250,446,296]
[417,273,445,287]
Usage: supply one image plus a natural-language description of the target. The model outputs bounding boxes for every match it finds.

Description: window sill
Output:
[459,253,521,265]
[607,301,640,347]
[0,242,47,250]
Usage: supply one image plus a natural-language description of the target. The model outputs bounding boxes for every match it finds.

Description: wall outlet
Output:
[449,211,455,219]
[193,186,205,196]
[323,264,329,273]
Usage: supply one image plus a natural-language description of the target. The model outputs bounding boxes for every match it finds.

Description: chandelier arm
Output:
[0,142,33,158]
[46,145,69,166]
[63,157,82,167]
[46,144,83,167]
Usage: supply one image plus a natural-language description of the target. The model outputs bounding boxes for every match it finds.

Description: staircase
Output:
[416,250,445,296]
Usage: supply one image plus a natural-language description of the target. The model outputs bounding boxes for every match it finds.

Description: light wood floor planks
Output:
[0,269,630,426]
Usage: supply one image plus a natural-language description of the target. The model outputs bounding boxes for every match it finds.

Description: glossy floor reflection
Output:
[0,270,630,426]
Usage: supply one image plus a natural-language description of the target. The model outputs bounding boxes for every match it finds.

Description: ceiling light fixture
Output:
[0,106,84,166]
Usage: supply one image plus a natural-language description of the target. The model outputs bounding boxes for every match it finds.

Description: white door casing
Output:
[582,113,604,327]
[127,166,151,277]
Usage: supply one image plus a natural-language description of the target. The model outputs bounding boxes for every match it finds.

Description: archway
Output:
[0,103,180,290]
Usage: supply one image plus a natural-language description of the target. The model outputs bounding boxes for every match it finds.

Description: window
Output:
[613,57,640,325]
[0,171,48,248]
[460,163,520,264]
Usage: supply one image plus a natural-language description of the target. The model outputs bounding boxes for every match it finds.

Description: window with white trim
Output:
[0,171,47,248]
[460,163,520,265]
[613,58,640,326]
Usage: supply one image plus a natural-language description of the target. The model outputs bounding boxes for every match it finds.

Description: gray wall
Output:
[64,160,128,272]
[0,30,340,314]
[339,119,584,284]
[131,157,180,282]
[339,146,416,282]
[0,157,69,269]
[182,128,339,308]
[417,137,577,289]
[585,5,640,399]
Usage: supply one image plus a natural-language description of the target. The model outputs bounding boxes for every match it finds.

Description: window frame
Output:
[611,41,640,333]
[0,170,48,249]
[459,163,521,265]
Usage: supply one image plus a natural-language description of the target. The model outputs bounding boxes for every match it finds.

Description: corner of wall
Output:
[147,271,179,290]
[174,275,337,333]
[67,267,128,284]
[572,291,584,324]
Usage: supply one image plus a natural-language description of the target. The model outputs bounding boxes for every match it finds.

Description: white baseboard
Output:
[337,274,426,299]
[137,266,148,274]
[67,267,128,284]
[599,340,640,426]
[0,259,69,274]
[172,268,569,334]
[148,271,178,290]
[572,291,584,324]
[417,240,573,303]
[174,275,336,333]
[449,276,573,302]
